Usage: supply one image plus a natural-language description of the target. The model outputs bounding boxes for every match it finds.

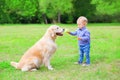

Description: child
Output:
[67,16,90,66]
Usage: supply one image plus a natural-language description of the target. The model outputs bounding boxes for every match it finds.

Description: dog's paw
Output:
[49,67,53,70]
[48,66,54,70]
[30,69,37,71]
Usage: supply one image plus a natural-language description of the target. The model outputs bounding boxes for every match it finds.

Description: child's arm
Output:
[69,31,77,36]
[65,29,77,36]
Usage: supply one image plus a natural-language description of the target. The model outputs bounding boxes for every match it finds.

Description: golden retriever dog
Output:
[10,25,64,71]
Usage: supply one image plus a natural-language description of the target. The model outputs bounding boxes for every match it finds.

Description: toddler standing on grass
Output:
[67,16,90,66]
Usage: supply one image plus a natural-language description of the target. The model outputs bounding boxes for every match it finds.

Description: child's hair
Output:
[77,16,88,25]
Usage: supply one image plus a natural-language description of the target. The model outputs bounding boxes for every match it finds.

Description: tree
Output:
[39,0,72,23]
[0,0,11,23]
[5,0,37,23]
[72,0,96,23]
[51,0,73,23]
[92,0,120,22]
[92,0,120,15]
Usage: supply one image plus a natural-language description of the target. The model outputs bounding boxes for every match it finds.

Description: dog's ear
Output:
[51,29,55,37]
[52,33,55,37]
[48,28,55,37]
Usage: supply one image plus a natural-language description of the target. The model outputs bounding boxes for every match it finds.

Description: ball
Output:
[64,29,69,33]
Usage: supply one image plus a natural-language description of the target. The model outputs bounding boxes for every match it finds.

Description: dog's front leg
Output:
[44,58,53,70]
[48,64,53,70]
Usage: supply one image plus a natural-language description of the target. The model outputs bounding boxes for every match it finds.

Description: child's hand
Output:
[65,29,70,34]
[78,37,82,40]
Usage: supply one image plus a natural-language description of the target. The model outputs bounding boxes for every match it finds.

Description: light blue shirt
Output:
[69,27,90,45]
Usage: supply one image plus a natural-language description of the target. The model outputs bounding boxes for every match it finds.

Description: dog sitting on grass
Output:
[11,25,64,71]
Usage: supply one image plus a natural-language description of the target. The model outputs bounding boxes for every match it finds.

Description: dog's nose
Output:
[63,28,65,31]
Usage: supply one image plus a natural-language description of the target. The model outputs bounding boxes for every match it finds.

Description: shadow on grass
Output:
[0,61,15,71]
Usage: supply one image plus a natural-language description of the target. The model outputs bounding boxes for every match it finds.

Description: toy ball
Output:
[64,29,69,33]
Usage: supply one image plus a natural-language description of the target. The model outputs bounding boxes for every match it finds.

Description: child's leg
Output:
[84,44,90,64]
[79,46,84,64]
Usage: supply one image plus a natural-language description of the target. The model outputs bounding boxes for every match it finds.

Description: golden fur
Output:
[11,25,64,71]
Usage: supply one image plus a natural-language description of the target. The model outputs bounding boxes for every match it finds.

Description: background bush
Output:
[0,0,120,24]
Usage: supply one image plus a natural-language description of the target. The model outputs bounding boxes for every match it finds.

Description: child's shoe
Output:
[82,63,90,66]
[74,61,82,65]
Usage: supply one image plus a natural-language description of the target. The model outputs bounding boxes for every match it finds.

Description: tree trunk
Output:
[58,12,61,23]
[43,14,48,24]
[52,19,57,24]
[35,0,40,23]
[44,17,48,24]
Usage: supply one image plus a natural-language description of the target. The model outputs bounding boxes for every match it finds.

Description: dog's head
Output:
[47,25,64,38]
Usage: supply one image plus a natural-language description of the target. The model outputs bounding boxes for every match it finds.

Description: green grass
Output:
[0,24,120,80]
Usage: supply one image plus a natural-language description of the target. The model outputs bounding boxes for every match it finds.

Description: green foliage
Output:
[0,0,11,23]
[39,0,72,23]
[0,0,120,23]
[91,0,120,22]
[92,0,120,15]
[72,0,96,22]
[4,0,38,23]
[6,0,37,16]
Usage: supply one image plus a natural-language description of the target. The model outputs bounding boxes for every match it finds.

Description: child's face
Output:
[77,19,87,29]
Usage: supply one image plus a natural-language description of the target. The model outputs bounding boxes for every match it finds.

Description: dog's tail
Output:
[10,61,19,69]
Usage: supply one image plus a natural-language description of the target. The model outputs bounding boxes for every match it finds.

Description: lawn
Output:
[0,24,120,80]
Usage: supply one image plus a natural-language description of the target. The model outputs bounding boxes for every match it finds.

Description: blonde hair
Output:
[77,16,88,25]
